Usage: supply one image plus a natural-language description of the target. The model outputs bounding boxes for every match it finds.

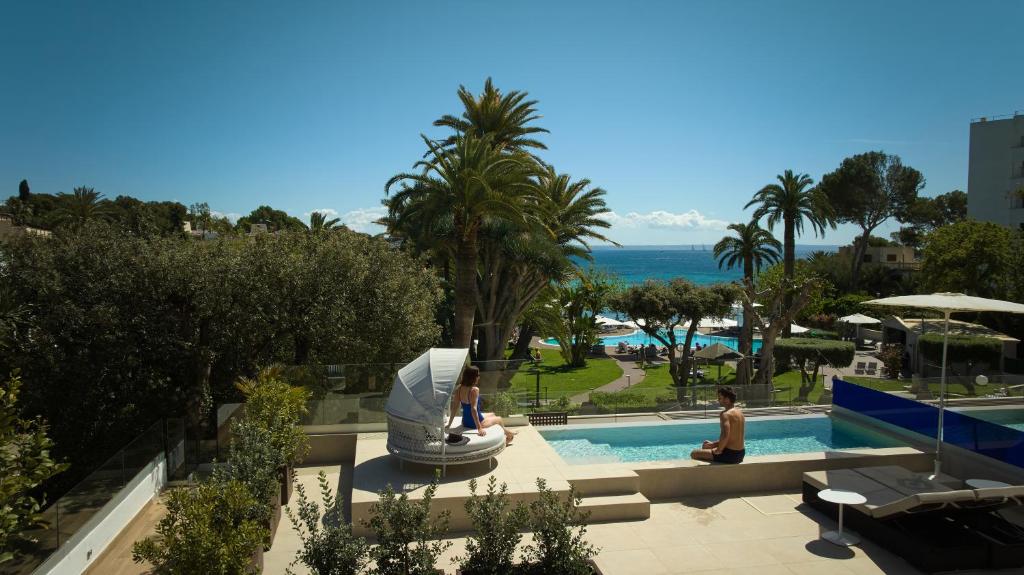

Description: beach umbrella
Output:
[863,293,1024,478]
[790,323,810,334]
[837,313,881,324]
[837,313,881,342]
[693,343,742,381]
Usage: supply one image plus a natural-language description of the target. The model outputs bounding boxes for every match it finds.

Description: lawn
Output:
[508,348,622,400]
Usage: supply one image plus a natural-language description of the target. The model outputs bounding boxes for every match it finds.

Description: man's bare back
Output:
[690,386,746,464]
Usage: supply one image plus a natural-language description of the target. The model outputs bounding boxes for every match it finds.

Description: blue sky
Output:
[1,0,1021,244]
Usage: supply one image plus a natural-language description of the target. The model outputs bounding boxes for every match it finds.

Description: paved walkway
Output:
[569,351,653,403]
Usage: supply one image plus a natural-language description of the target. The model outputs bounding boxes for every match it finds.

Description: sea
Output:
[583,244,837,286]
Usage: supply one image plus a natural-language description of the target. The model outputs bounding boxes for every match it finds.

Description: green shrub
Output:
[218,418,280,528]
[590,390,653,412]
[0,374,68,565]
[878,344,904,378]
[285,470,368,575]
[364,477,452,575]
[491,391,519,418]
[805,329,840,340]
[552,395,579,414]
[132,480,267,575]
[458,477,529,575]
[520,479,597,575]
[918,334,1002,367]
[237,366,311,468]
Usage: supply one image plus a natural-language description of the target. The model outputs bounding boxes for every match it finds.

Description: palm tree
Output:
[714,222,782,280]
[473,166,619,362]
[714,222,782,384]
[433,78,548,153]
[308,211,342,233]
[54,187,113,229]
[745,170,832,335]
[385,133,540,348]
[538,165,618,253]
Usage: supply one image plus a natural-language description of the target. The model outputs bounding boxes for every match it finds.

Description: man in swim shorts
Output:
[690,386,745,464]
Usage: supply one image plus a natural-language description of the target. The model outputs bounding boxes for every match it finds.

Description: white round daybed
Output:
[384,348,506,475]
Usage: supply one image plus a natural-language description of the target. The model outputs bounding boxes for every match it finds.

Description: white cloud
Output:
[304,208,340,219]
[338,207,387,234]
[601,210,730,231]
[210,211,242,223]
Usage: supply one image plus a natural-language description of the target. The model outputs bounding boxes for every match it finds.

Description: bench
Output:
[527,411,568,426]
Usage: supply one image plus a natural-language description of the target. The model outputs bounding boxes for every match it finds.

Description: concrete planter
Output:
[278,464,293,505]
[265,491,282,550]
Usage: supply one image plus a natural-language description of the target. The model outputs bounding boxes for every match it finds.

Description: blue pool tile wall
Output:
[833,379,1024,469]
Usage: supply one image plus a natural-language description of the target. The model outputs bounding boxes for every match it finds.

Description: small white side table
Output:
[966,478,1010,489]
[819,488,867,546]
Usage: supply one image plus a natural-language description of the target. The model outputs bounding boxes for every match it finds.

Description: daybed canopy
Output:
[385,347,470,425]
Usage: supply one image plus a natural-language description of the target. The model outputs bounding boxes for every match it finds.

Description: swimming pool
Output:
[952,407,1024,432]
[543,330,762,352]
[539,415,904,464]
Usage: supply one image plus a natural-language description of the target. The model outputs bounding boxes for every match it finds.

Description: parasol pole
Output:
[930,310,950,480]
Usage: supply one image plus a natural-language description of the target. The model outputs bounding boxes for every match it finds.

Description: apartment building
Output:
[967,112,1024,229]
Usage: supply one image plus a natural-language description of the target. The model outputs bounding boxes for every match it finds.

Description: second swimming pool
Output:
[539,415,904,464]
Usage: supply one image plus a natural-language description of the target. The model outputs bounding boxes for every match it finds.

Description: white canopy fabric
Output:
[385,348,470,425]
[837,313,881,325]
[863,293,1024,314]
[790,323,810,334]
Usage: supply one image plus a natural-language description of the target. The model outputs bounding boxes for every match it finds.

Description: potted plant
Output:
[237,366,311,505]
[520,478,599,575]
[286,469,368,575]
[363,476,452,575]
[220,417,284,548]
[132,480,267,574]
[457,476,528,575]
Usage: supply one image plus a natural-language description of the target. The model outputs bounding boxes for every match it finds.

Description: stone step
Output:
[579,492,650,523]
[566,469,640,497]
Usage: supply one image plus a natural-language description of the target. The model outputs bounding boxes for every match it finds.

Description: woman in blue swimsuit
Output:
[447,365,516,445]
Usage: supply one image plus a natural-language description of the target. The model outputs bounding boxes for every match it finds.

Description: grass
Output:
[508,348,622,400]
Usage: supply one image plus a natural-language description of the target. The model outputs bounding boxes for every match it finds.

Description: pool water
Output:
[544,330,762,352]
[952,408,1024,432]
[539,415,903,464]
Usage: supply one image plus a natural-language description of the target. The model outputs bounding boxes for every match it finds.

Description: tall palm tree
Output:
[714,222,782,384]
[473,166,619,362]
[745,170,832,334]
[538,165,619,254]
[54,187,113,229]
[385,133,540,348]
[433,77,549,153]
[308,211,342,233]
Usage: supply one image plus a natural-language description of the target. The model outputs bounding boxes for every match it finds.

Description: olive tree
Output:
[609,279,737,386]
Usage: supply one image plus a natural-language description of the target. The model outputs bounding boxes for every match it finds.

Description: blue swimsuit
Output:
[460,393,484,429]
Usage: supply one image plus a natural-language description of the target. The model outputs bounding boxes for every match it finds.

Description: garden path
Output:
[569,352,651,404]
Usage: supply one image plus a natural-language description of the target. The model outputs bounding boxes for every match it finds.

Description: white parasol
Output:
[863,293,1024,478]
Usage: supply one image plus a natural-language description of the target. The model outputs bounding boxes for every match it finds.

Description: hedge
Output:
[918,334,1002,366]
[775,338,856,369]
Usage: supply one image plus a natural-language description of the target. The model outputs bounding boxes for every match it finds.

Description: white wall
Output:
[32,452,171,575]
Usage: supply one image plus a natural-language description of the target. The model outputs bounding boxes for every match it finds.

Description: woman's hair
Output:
[460,365,481,387]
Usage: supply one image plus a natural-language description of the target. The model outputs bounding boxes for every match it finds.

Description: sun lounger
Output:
[854,361,866,375]
[865,361,878,376]
[802,466,1024,572]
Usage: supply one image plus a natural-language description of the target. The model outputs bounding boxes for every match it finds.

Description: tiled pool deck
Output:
[94,424,936,575]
